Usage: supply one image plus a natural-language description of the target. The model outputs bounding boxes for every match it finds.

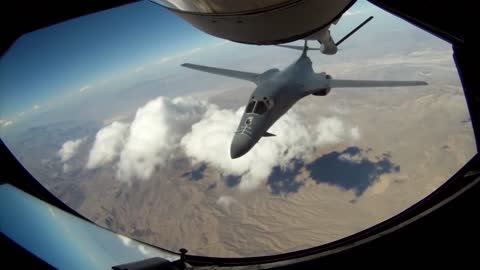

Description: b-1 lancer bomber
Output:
[181,41,427,159]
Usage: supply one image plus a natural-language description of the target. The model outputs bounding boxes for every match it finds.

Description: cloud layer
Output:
[116,96,209,181]
[86,96,360,190]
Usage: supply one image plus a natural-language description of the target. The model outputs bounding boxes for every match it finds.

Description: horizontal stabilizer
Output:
[263,131,276,137]
[181,63,260,84]
[329,79,427,88]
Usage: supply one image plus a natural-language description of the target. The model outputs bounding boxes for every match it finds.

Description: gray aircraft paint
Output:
[181,42,427,159]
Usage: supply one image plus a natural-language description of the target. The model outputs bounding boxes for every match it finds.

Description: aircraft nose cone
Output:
[230,133,254,159]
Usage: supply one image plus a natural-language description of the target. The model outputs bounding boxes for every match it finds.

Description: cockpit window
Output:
[253,101,268,114]
[246,101,256,113]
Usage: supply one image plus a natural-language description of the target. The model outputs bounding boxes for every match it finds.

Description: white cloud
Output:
[62,163,71,173]
[182,110,360,191]
[86,121,129,170]
[217,195,238,209]
[86,96,360,191]
[116,96,210,182]
[339,151,363,164]
[135,66,145,73]
[0,119,13,128]
[33,104,40,110]
[350,126,360,140]
[314,117,358,145]
[79,85,91,93]
[58,138,85,162]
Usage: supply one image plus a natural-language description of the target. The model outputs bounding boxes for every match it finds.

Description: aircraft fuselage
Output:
[230,54,322,158]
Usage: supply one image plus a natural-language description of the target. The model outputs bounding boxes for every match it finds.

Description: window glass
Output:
[246,101,256,113]
[253,101,268,114]
[0,0,475,258]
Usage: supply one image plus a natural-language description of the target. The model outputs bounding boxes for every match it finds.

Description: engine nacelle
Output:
[312,87,331,96]
[312,74,332,96]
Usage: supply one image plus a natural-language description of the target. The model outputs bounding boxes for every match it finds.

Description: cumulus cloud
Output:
[86,121,129,169]
[116,97,210,181]
[58,138,85,162]
[182,109,360,191]
[315,117,348,144]
[0,119,13,128]
[86,95,360,190]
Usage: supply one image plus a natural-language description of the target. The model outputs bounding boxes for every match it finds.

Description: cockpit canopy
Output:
[245,97,274,115]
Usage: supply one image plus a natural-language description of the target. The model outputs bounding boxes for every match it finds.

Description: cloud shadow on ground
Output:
[306,146,400,196]
[224,174,241,187]
[267,159,305,195]
[182,163,207,181]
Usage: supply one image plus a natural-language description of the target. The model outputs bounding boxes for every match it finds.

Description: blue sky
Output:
[0,0,214,118]
[0,0,439,126]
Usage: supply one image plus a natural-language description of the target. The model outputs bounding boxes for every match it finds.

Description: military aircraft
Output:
[181,41,427,159]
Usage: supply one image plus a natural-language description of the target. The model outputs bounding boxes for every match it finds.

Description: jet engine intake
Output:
[312,87,331,96]
[312,74,331,96]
